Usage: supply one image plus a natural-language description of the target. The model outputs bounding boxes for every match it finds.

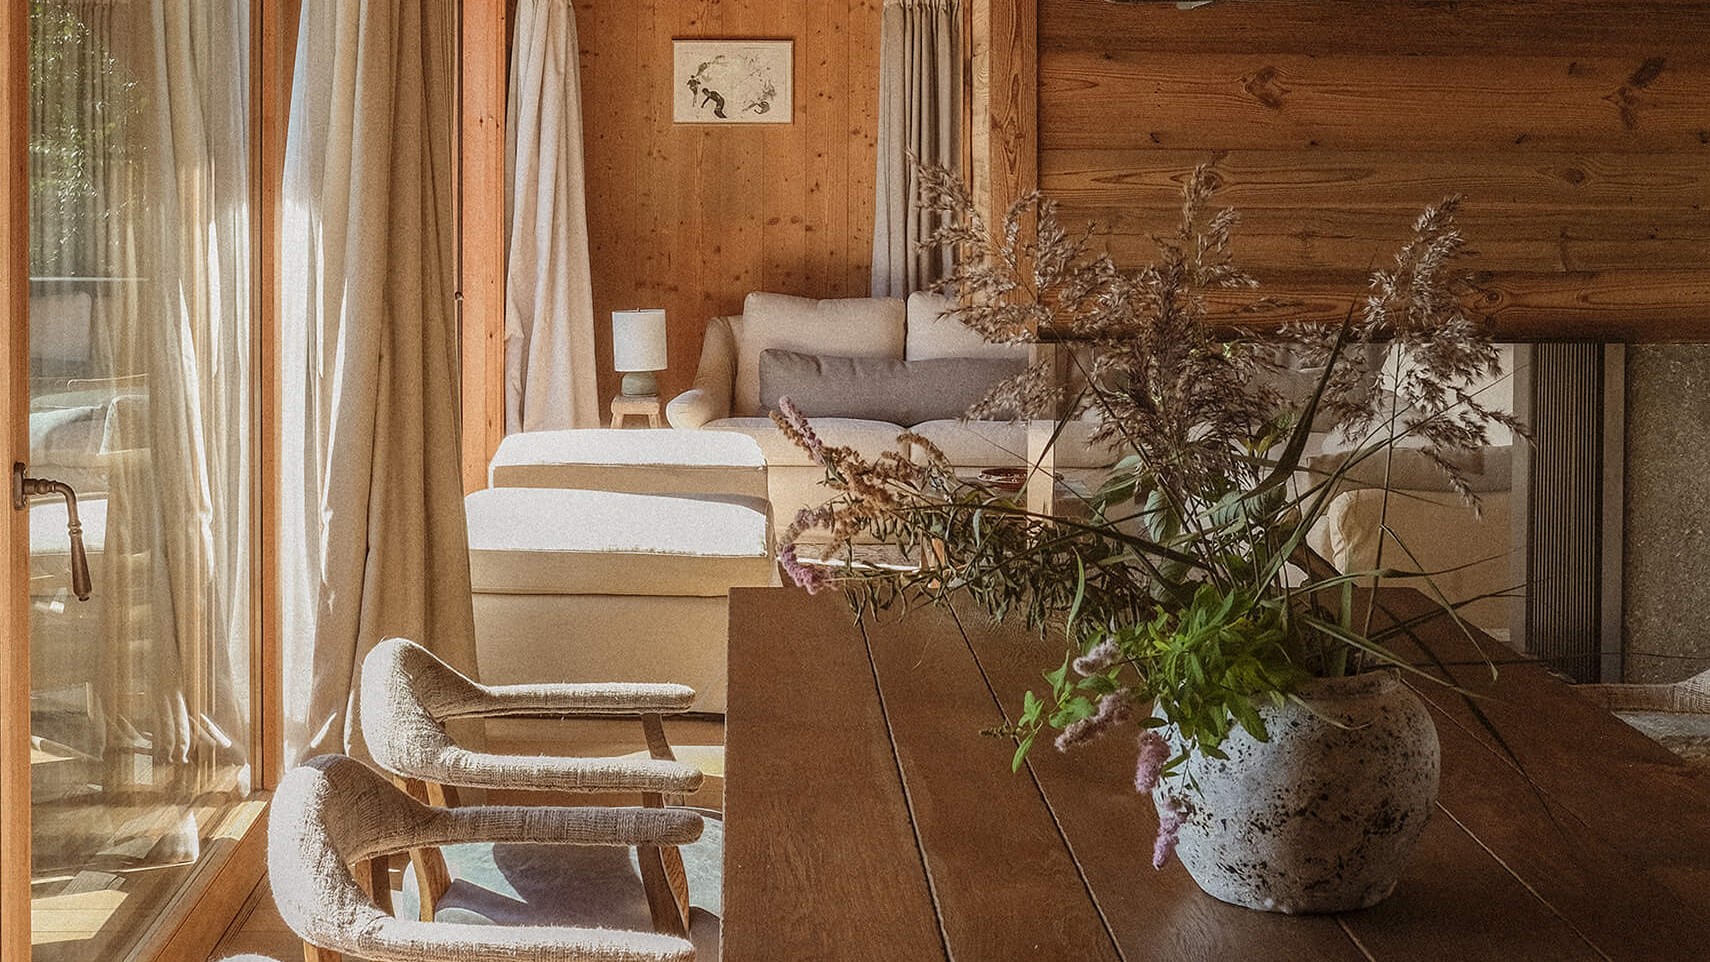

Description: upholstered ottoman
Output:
[465,487,774,717]
[488,428,768,500]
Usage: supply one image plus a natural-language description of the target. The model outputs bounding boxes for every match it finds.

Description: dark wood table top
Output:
[723,586,1710,961]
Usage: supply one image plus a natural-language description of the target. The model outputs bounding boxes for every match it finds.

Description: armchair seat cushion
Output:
[466,488,773,596]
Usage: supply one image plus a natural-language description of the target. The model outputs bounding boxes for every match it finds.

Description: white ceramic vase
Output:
[1154,670,1440,914]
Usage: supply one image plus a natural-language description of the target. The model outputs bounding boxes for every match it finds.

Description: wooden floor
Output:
[208,881,295,962]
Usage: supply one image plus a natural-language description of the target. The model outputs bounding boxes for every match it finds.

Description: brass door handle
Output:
[12,462,92,601]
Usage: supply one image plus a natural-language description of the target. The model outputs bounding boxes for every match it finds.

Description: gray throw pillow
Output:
[758,349,1024,426]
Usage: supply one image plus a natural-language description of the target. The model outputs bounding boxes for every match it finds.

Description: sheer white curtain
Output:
[505,0,600,431]
[280,0,477,762]
[27,0,252,869]
[871,0,962,297]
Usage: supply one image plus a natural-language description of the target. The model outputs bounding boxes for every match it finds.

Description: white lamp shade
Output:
[612,309,668,372]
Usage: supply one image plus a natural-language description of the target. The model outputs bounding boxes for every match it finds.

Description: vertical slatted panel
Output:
[1526,343,1605,682]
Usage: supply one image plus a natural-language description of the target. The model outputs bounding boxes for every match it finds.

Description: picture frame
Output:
[671,39,794,125]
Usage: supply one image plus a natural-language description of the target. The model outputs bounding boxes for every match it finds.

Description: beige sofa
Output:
[666,291,1117,535]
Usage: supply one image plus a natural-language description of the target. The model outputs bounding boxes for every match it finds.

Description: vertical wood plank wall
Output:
[577,0,883,404]
[1037,0,1710,337]
[462,0,509,490]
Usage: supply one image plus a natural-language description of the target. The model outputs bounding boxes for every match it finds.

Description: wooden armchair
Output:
[358,638,704,933]
[269,754,702,962]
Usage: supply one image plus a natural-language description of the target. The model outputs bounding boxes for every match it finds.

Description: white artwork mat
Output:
[672,40,793,124]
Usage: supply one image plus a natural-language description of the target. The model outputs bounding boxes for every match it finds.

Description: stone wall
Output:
[1623,345,1710,683]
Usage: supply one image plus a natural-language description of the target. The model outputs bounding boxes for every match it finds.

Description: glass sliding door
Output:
[24,2,255,958]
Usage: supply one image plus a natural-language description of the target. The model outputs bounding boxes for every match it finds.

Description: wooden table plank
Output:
[1340,811,1604,961]
[724,588,949,961]
[961,615,1368,962]
[859,608,1123,961]
[1424,701,1710,961]
[1370,591,1710,917]
[727,586,1710,960]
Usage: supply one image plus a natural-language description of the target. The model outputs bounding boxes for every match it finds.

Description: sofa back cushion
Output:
[758,349,1024,426]
[904,291,1029,362]
[731,293,906,416]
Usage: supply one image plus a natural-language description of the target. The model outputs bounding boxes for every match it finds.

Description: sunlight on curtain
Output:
[504,0,601,432]
[280,0,477,765]
[28,1,252,957]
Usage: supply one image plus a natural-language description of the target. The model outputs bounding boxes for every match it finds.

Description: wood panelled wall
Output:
[1037,0,1710,338]
[576,0,882,403]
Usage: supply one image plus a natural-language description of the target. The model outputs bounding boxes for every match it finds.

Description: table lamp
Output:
[612,308,667,397]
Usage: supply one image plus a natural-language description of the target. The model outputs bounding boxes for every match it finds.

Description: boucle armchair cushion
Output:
[757,349,1023,425]
[904,291,1028,362]
[730,292,905,416]
[465,488,773,596]
[269,755,700,962]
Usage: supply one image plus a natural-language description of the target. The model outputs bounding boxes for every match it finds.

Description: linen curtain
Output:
[27,0,252,864]
[280,0,477,762]
[871,0,962,298]
[505,0,600,431]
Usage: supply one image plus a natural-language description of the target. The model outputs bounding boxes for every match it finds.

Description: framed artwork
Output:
[672,40,794,124]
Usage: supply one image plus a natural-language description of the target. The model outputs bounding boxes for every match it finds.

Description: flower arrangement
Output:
[772,165,1521,868]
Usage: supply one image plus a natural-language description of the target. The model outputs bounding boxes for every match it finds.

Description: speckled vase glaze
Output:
[1154,670,1439,914]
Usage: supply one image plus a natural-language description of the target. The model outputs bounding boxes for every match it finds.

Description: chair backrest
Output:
[360,637,486,781]
[268,755,436,956]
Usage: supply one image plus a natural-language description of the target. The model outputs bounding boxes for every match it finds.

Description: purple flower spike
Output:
[1054,691,1131,752]
[776,396,827,466]
[1133,729,1169,795]
[1153,799,1183,870]
[779,543,831,595]
[1073,638,1120,677]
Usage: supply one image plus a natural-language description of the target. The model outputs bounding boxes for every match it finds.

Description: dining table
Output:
[721,585,1710,961]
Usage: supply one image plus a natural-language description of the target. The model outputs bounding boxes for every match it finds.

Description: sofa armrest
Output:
[666,389,726,429]
[666,315,737,428]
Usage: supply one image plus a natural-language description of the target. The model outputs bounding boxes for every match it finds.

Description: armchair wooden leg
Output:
[356,854,396,916]
[637,716,693,935]
[638,789,691,937]
[393,775,453,921]
[302,942,341,962]
[640,713,684,805]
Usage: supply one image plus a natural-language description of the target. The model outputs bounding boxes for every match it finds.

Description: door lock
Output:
[12,462,92,601]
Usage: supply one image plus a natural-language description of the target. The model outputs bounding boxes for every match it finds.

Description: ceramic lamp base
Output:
[620,371,659,397]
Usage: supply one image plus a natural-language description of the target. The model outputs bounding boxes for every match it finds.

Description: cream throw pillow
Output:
[731,293,905,416]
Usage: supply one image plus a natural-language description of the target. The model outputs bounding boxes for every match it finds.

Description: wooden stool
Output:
[610,394,663,428]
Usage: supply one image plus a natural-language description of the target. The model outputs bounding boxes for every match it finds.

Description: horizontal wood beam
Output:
[1041,0,1710,57]
[1202,270,1710,341]
[1040,149,1710,211]
[1042,51,1710,152]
